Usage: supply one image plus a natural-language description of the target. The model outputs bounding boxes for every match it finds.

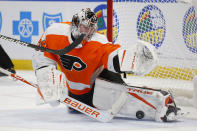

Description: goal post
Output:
[107,0,113,42]
[107,0,197,107]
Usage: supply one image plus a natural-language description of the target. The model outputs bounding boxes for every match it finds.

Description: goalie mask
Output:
[71,8,98,43]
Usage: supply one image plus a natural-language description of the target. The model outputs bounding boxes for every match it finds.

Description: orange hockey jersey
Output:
[34,22,120,95]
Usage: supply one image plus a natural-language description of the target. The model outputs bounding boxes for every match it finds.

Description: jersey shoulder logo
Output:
[60,55,87,71]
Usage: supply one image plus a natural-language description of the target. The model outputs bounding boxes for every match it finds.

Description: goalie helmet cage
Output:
[106,0,197,107]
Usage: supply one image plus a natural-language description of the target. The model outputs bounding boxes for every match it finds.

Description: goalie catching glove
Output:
[118,40,158,75]
[36,65,67,106]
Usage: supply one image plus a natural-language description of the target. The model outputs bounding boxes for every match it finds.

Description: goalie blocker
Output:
[93,79,183,122]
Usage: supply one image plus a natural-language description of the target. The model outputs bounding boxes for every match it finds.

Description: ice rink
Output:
[0,71,197,131]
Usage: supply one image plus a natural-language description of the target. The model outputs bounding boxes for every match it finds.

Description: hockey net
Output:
[107,0,197,107]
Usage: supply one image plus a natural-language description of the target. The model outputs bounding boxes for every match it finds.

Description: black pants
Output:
[0,45,15,75]
[68,69,125,107]
[68,84,95,107]
[98,69,125,84]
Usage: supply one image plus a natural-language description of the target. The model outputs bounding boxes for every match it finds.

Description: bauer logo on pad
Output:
[42,13,63,31]
[137,5,166,49]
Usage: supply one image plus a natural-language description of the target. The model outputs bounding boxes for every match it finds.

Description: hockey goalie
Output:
[33,8,183,122]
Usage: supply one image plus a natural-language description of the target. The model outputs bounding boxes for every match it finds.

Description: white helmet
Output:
[71,8,97,41]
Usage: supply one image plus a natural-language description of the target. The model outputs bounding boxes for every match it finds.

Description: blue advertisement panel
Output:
[0,0,196,67]
[0,0,106,59]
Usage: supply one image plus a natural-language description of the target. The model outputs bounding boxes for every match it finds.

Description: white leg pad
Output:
[93,79,169,121]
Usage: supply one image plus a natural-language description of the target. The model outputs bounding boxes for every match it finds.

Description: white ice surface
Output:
[0,71,197,131]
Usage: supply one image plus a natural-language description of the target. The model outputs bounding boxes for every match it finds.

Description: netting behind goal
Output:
[107,0,197,106]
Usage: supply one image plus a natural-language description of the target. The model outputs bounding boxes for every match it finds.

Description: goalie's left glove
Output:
[118,40,158,75]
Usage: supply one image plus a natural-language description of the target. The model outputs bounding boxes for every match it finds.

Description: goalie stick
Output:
[0,67,114,122]
[0,34,85,55]
[0,67,45,101]
[1,67,186,122]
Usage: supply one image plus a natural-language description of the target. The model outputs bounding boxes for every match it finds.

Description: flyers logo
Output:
[60,55,87,71]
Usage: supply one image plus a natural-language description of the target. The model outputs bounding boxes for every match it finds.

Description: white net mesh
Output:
[112,0,197,106]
